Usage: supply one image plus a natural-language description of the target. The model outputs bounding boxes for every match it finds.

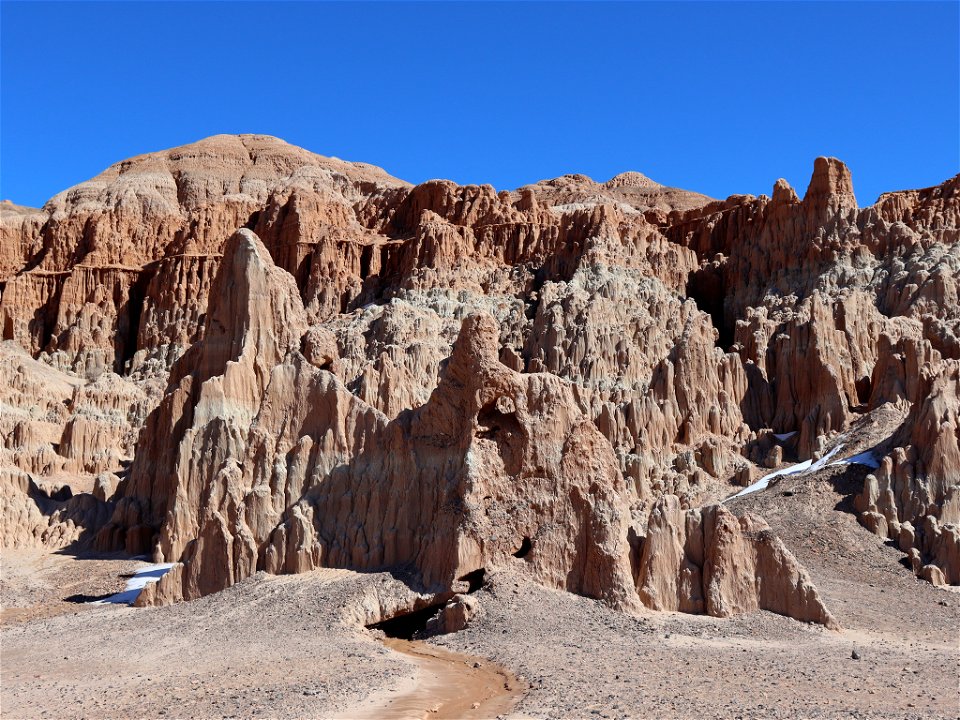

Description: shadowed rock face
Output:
[3,135,959,623]
[855,357,960,585]
[103,230,640,611]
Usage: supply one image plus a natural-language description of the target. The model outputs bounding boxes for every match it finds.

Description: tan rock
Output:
[635,496,838,628]
[4,136,958,606]
[0,467,113,549]
[854,360,960,584]
[427,595,481,635]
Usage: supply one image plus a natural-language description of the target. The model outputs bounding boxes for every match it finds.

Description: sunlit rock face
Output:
[3,135,958,621]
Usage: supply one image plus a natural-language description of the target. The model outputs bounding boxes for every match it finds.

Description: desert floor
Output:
[2,467,958,720]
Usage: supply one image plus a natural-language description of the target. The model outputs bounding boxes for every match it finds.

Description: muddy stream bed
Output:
[336,636,525,719]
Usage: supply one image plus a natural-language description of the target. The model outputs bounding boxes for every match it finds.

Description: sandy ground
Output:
[2,567,416,719]
[2,445,958,719]
[1,561,525,719]
[425,445,960,719]
[433,569,957,719]
[0,549,144,624]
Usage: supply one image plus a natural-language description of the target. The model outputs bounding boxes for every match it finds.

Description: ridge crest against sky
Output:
[2,1,958,208]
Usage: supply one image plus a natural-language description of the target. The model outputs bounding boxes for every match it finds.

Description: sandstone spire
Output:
[803,156,858,214]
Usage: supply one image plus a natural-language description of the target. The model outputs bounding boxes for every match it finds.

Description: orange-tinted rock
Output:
[0,467,113,548]
[106,233,640,610]
[635,495,838,628]
[0,201,45,281]
[855,360,960,583]
[4,135,958,608]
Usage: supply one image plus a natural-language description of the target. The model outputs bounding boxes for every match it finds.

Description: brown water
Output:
[335,637,524,719]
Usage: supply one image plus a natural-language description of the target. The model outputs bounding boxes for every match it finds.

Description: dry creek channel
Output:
[336,636,525,719]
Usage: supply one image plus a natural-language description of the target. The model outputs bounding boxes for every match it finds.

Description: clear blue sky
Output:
[2,1,958,208]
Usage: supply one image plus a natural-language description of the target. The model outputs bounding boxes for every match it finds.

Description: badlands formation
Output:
[1,134,958,719]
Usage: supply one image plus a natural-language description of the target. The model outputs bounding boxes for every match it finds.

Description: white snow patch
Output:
[773,431,797,441]
[806,443,846,473]
[727,459,812,500]
[830,450,881,470]
[91,563,175,605]
[726,443,846,501]
[726,443,882,502]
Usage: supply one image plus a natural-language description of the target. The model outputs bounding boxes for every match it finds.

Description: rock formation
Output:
[855,357,960,584]
[634,495,838,628]
[0,341,138,547]
[0,467,114,548]
[3,134,958,628]
[100,230,640,612]
[93,227,835,627]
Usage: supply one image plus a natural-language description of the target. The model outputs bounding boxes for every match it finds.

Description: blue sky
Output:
[2,1,957,208]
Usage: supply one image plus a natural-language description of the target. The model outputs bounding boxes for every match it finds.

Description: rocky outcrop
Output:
[0,467,114,548]
[669,161,958,462]
[100,230,640,611]
[0,135,409,377]
[87,227,838,629]
[855,359,960,584]
[0,201,45,280]
[0,135,712,385]
[0,339,137,550]
[635,495,838,628]
[4,135,958,612]
[95,228,310,556]
[0,339,146,468]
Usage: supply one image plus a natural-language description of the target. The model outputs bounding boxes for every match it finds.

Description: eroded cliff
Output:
[3,134,957,627]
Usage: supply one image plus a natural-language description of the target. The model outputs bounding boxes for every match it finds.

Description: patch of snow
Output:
[726,443,846,501]
[727,459,813,500]
[773,431,797,441]
[807,443,846,473]
[91,563,175,605]
[830,450,881,470]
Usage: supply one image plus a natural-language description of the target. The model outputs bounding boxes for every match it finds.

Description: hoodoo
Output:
[3,135,958,625]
